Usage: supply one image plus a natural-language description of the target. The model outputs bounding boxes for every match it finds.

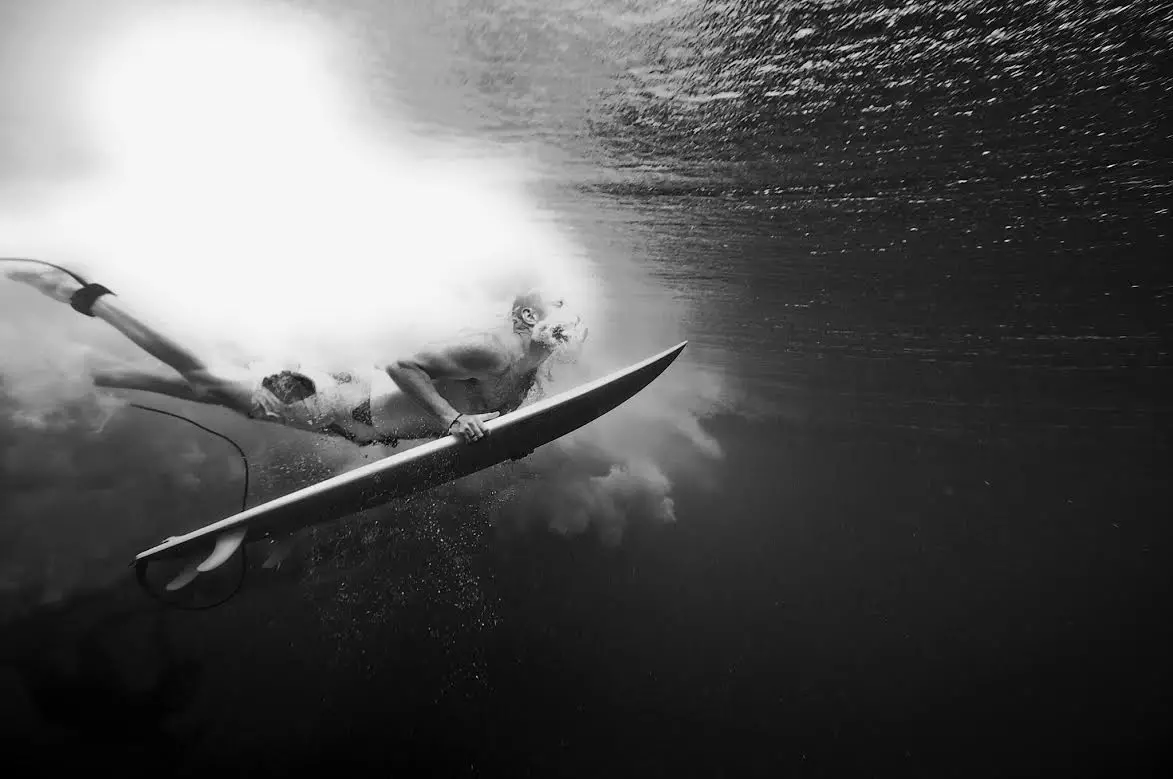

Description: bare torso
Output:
[369,331,541,440]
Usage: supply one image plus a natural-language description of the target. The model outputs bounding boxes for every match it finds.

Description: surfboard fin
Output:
[262,532,301,570]
[165,561,202,592]
[197,529,247,573]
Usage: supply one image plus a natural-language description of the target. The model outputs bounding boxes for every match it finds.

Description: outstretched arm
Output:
[383,337,509,439]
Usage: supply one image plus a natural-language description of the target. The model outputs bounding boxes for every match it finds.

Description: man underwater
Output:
[4,263,586,446]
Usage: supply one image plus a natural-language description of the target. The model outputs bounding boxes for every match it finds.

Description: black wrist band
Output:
[70,283,114,317]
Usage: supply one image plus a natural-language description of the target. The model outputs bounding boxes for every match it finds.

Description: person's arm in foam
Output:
[383,337,509,431]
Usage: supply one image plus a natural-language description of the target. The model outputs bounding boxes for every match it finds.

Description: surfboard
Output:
[133,341,688,585]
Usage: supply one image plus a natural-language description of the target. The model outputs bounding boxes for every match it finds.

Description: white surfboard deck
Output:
[134,341,687,581]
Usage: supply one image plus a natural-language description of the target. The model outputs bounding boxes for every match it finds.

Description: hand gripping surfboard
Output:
[134,341,687,589]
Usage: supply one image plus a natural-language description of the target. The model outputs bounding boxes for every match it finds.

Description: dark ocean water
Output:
[2,1,1171,776]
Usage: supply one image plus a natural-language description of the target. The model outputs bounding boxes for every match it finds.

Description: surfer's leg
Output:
[86,297,259,412]
[87,297,253,406]
[93,367,209,404]
[89,295,208,376]
[84,304,256,413]
[6,264,255,411]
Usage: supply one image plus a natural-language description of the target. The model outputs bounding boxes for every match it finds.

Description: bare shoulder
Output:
[435,332,514,372]
[382,331,516,380]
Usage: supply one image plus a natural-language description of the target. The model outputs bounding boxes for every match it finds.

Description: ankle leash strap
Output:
[70,283,114,317]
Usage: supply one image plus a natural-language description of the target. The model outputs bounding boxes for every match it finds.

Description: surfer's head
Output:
[511,291,587,356]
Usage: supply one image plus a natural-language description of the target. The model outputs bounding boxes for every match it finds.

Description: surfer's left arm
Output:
[383,339,508,441]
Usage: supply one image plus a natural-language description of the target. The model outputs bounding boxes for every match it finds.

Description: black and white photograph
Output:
[1,1,1169,776]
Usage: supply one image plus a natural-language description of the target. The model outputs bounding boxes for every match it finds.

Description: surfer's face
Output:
[530,301,587,359]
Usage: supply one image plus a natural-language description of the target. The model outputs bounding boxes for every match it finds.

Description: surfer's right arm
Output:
[383,340,507,442]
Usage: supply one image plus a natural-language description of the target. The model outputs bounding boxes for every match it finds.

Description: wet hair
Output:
[511,290,548,320]
[511,290,566,327]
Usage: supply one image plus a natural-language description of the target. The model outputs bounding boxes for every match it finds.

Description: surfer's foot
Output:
[4,264,84,305]
[6,262,115,317]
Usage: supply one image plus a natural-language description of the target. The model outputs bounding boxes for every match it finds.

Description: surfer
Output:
[4,264,585,445]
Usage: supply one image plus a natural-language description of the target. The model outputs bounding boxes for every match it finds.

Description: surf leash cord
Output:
[128,403,251,609]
